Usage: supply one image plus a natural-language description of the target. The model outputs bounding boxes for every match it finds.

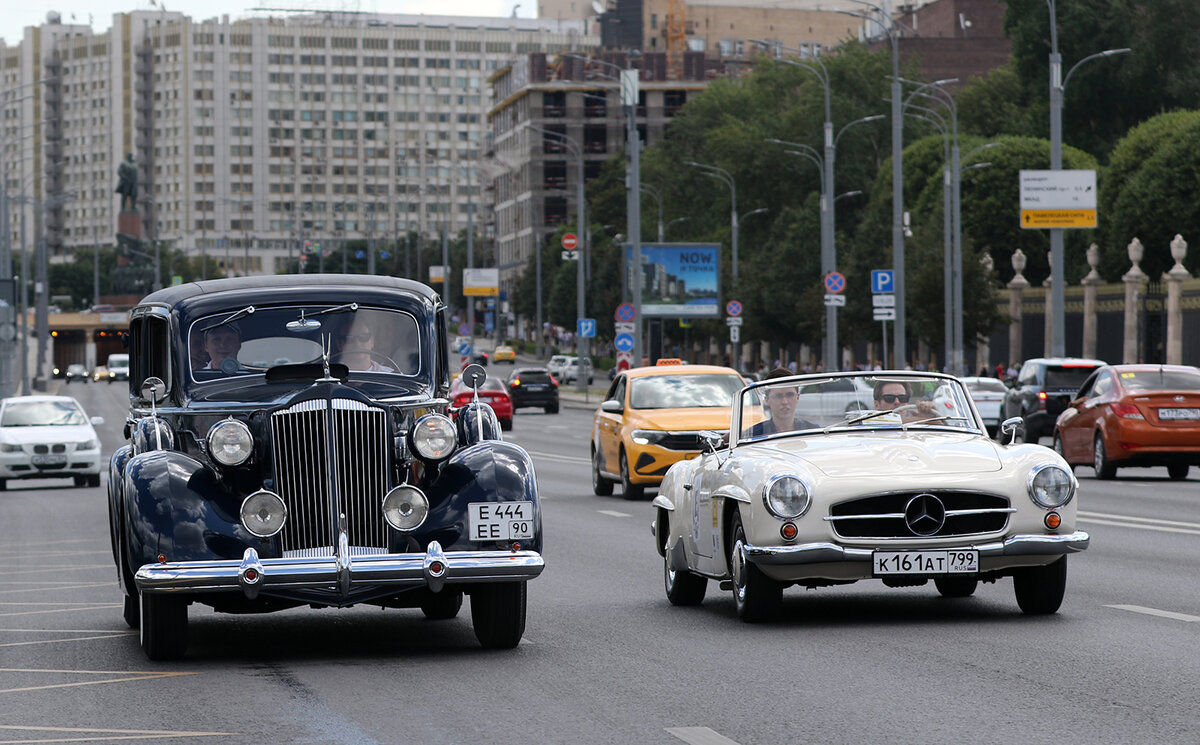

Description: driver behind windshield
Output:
[203,324,242,372]
[873,380,936,418]
[333,314,393,372]
[749,368,818,437]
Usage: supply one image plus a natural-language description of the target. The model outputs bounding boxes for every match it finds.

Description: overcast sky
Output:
[0,0,535,47]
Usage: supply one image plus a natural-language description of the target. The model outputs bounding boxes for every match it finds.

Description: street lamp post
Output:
[683,161,742,369]
[641,183,664,242]
[531,124,588,391]
[564,53,641,367]
[1046,0,1130,355]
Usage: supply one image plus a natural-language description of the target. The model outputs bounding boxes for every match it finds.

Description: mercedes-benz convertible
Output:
[651,371,1088,622]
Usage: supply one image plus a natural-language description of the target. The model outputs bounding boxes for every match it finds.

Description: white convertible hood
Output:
[758,432,1003,478]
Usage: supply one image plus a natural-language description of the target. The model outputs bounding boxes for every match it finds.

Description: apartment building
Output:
[488,51,715,293]
[1,10,597,280]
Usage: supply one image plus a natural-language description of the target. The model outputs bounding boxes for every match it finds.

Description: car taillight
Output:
[1110,402,1144,420]
[1037,391,1047,410]
[550,375,559,386]
[510,378,521,386]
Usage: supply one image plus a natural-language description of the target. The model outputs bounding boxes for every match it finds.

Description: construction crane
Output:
[665,0,686,78]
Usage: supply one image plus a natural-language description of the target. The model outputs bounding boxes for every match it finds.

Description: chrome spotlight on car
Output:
[382,485,429,532]
[240,490,287,537]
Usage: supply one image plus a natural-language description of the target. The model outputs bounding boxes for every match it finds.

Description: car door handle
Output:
[683,483,692,490]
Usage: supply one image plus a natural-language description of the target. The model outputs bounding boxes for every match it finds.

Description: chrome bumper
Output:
[135,540,544,599]
[744,531,1090,566]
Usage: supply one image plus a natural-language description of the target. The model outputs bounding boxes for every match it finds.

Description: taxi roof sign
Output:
[655,358,684,366]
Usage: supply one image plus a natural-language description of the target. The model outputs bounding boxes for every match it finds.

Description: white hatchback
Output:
[0,396,104,489]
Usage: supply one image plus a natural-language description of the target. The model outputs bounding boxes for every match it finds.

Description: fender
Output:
[455,401,502,447]
[131,416,176,455]
[416,440,542,554]
[108,445,135,592]
[123,450,271,571]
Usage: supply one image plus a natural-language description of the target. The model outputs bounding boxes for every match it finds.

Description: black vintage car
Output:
[107,275,544,660]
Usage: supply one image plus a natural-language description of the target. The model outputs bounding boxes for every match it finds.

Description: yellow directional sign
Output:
[1021,209,1096,229]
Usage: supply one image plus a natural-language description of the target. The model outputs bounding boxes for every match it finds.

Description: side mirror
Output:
[140,377,167,404]
[90,416,105,427]
[999,416,1025,444]
[461,364,487,390]
[600,399,624,414]
[699,430,725,453]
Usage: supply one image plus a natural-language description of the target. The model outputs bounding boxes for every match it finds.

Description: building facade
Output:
[1,11,597,284]
[487,51,714,295]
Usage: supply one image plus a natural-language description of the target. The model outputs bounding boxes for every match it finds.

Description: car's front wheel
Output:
[140,593,188,660]
[1013,556,1068,614]
[1093,434,1117,479]
[420,590,463,620]
[620,449,644,500]
[122,593,140,629]
[663,550,707,606]
[728,511,781,622]
[470,582,527,649]
[591,446,613,496]
[934,576,978,598]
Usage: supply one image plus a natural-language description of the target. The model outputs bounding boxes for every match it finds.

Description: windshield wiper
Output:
[825,409,885,432]
[201,305,255,333]
[900,415,973,430]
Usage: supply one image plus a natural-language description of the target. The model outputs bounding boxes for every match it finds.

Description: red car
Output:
[1053,364,1200,480]
[451,376,513,431]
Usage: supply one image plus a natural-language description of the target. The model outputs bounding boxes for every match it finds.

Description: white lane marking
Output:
[0,604,118,618]
[6,565,112,576]
[597,510,631,518]
[1079,510,1200,530]
[0,724,232,740]
[0,584,115,595]
[0,632,136,649]
[667,727,743,745]
[1106,604,1200,623]
[524,449,590,465]
[0,668,200,695]
[1077,516,1200,537]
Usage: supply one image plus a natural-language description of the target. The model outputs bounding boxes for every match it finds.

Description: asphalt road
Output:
[2,381,1199,744]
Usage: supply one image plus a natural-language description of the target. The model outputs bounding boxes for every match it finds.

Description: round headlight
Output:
[241,490,287,537]
[207,419,253,466]
[411,414,456,461]
[762,475,812,519]
[383,485,429,531]
[1028,464,1075,508]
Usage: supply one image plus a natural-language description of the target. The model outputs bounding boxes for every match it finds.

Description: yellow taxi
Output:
[493,344,516,363]
[591,361,746,499]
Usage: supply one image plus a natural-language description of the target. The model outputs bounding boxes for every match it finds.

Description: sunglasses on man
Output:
[878,393,910,404]
[337,332,373,344]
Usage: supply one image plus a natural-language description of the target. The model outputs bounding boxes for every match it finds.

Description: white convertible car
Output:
[652,371,1089,622]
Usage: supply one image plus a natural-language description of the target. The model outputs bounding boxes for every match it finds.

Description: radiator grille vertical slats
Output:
[271,398,390,556]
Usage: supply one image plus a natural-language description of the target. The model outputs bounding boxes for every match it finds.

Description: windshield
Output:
[2,399,88,427]
[189,306,420,382]
[965,379,1007,395]
[1046,366,1099,390]
[1119,368,1200,391]
[629,373,743,409]
[737,372,980,443]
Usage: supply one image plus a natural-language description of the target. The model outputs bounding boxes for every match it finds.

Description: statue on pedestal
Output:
[116,153,138,211]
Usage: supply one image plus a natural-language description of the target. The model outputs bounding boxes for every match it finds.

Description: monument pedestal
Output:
[118,210,141,239]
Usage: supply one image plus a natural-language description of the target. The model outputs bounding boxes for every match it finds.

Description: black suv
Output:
[1003,357,1105,442]
[506,367,559,413]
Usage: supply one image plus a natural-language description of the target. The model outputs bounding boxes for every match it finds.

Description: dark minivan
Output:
[506,367,559,414]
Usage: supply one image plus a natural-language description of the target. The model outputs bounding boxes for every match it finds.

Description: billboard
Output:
[623,243,721,317]
[462,267,499,296]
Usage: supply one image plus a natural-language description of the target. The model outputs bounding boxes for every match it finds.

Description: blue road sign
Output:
[578,318,597,338]
[381,250,390,260]
[615,303,635,322]
[457,343,472,356]
[824,271,846,294]
[355,250,365,260]
[726,300,743,317]
[871,269,895,293]
[614,333,635,352]
[458,323,471,336]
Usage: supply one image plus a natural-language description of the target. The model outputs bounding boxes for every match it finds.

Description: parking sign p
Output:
[871,270,894,294]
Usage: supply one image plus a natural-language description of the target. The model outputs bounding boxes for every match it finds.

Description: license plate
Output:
[468,501,534,541]
[874,550,978,575]
[1158,408,1200,420]
[525,384,545,391]
[31,454,67,466]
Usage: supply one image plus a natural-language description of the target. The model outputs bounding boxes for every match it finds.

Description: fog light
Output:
[780,522,798,540]
[241,490,287,538]
[383,485,429,532]
[428,560,445,576]
[1044,512,1062,530]
[511,542,522,552]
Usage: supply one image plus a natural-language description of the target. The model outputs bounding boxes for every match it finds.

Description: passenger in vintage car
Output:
[202,324,242,372]
[748,368,818,437]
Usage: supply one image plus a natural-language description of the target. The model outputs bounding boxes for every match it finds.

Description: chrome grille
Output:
[271,398,391,555]
[826,491,1013,539]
